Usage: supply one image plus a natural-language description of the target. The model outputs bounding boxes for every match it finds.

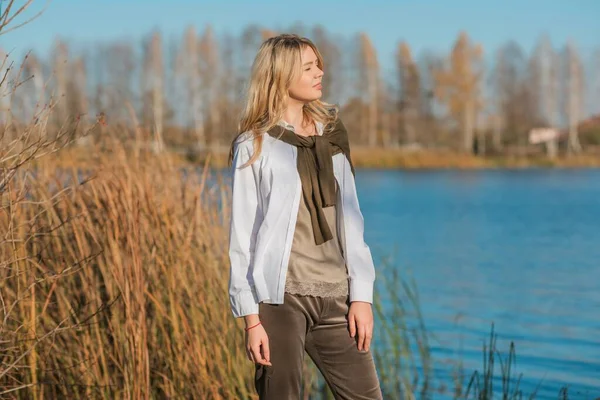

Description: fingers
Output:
[246,347,255,363]
[364,323,373,352]
[348,313,356,338]
[357,324,366,351]
[251,340,272,365]
[262,337,271,364]
[251,345,264,365]
[252,345,267,366]
[350,315,374,352]
[245,325,272,366]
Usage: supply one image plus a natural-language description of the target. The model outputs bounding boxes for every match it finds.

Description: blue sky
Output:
[2,0,599,70]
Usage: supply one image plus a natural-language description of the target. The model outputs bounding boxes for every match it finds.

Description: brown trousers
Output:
[255,292,383,400]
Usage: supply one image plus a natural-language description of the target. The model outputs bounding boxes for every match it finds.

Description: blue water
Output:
[357,169,600,399]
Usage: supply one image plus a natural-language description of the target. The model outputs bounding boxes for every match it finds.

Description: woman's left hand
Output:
[348,301,374,352]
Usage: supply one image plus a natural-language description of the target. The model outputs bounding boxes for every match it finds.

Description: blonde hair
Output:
[229,33,339,168]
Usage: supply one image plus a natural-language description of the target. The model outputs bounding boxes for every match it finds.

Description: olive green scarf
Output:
[267,118,355,245]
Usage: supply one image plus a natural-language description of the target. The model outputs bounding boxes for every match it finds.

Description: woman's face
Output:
[288,46,324,103]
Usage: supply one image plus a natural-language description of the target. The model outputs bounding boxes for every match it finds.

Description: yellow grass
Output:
[1,141,260,399]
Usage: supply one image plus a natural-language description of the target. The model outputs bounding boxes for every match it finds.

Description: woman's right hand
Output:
[245,323,272,366]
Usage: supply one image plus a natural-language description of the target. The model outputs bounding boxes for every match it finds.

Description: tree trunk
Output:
[463,98,475,153]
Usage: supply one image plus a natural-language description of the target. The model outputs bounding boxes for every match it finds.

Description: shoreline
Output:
[183,147,600,169]
[42,146,600,170]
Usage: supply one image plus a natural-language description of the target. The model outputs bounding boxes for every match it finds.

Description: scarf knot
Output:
[267,118,355,245]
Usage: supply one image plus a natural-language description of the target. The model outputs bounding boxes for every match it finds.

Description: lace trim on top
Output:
[284,279,349,298]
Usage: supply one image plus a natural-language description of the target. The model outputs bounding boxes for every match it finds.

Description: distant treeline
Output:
[1,24,600,156]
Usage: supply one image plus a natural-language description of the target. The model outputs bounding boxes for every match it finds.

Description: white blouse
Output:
[228,119,376,318]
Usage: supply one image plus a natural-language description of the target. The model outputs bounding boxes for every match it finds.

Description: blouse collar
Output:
[277,119,324,136]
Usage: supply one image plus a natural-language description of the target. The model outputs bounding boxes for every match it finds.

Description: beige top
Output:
[285,179,349,297]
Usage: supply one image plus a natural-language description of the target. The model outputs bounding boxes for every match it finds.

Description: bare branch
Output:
[0,0,51,36]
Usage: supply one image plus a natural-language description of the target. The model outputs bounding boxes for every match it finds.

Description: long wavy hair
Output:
[229,33,339,168]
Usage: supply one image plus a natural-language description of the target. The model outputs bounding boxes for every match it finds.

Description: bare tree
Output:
[416,51,443,147]
[312,26,343,103]
[68,57,88,118]
[594,48,600,117]
[199,25,220,148]
[142,30,165,153]
[492,41,536,152]
[103,42,135,123]
[22,52,45,122]
[240,25,264,74]
[220,33,239,134]
[175,26,204,148]
[529,35,559,157]
[51,39,69,127]
[0,0,49,35]
[0,47,10,126]
[378,79,393,147]
[396,41,421,146]
[357,33,379,146]
[563,40,584,154]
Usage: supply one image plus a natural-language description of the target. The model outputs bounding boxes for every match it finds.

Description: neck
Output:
[282,99,306,127]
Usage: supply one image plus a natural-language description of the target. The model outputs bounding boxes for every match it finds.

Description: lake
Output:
[357,169,600,399]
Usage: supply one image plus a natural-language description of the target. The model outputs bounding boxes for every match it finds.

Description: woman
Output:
[228,33,382,400]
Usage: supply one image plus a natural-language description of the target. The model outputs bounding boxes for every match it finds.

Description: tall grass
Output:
[1,140,255,398]
[464,324,539,400]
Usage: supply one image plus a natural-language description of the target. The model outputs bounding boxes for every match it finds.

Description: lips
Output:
[313,83,322,89]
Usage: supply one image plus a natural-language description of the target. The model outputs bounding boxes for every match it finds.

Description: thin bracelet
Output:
[245,321,262,331]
